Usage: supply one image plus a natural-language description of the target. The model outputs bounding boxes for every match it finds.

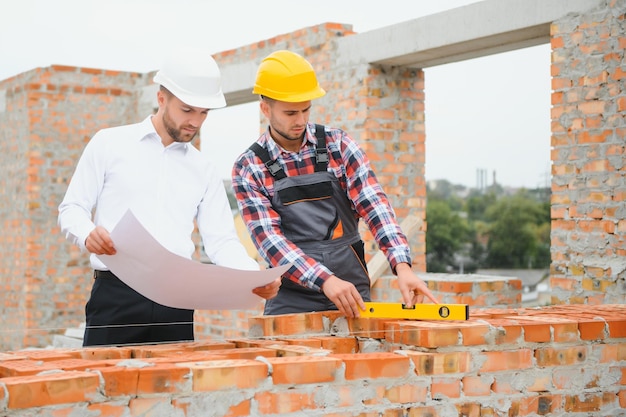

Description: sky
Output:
[0,0,551,189]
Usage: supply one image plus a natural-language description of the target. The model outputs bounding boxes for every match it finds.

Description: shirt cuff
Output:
[75,227,94,253]
[285,259,333,292]
[388,251,412,275]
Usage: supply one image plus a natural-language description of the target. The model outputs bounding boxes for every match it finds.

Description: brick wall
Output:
[549,0,626,304]
[0,0,624,356]
[0,1,624,414]
[193,273,523,343]
[0,304,624,416]
[0,67,152,350]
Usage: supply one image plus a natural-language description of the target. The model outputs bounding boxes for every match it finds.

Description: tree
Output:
[425,199,470,272]
[483,192,550,268]
[425,183,551,273]
[465,191,497,222]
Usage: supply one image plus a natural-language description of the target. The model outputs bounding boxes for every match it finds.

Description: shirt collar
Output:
[140,115,189,153]
[261,123,317,160]
[139,116,158,141]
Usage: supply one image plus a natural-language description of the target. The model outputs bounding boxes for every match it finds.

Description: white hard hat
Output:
[153,49,226,109]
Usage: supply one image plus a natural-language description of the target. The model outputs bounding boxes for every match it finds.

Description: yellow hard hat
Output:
[253,50,326,102]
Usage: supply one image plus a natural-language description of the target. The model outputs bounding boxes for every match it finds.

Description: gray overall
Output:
[250,125,371,315]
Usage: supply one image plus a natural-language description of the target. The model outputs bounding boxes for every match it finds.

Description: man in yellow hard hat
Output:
[59,49,281,346]
[232,50,438,318]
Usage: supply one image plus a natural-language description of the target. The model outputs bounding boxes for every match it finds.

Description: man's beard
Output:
[271,125,304,143]
[164,110,197,143]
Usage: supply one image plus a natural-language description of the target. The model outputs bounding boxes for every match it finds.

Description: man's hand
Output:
[252,278,281,300]
[395,263,439,308]
[322,275,366,318]
[85,226,116,255]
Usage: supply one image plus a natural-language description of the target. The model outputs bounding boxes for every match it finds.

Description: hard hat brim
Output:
[154,73,227,109]
[252,85,326,103]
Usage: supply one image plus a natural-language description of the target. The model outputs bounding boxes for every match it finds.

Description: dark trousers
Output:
[83,270,194,346]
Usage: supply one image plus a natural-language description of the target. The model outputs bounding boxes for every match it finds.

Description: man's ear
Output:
[156,89,167,107]
[259,99,270,118]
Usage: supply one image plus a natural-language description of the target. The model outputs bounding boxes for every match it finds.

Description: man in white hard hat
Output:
[58,51,280,346]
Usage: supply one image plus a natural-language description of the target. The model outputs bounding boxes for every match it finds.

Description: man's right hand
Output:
[85,226,116,255]
[252,278,281,300]
[321,275,366,318]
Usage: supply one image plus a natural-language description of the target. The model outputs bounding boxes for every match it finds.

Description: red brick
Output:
[255,390,317,414]
[578,317,608,340]
[248,312,338,337]
[462,375,492,396]
[187,359,268,391]
[405,351,471,375]
[480,319,521,346]
[432,377,461,399]
[386,321,460,348]
[268,356,340,384]
[459,321,491,345]
[331,352,410,380]
[97,366,140,397]
[265,343,331,357]
[86,403,128,417]
[606,318,626,338]
[316,336,358,354]
[347,317,387,339]
[479,349,534,372]
[128,397,174,415]
[535,346,587,367]
[2,371,99,409]
[136,363,190,394]
[514,317,552,343]
[385,383,428,403]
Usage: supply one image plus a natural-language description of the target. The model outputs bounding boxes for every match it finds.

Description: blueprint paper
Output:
[97,210,289,310]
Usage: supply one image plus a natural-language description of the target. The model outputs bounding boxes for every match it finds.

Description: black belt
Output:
[94,270,117,279]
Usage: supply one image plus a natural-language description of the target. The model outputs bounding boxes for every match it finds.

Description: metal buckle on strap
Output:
[315,148,329,164]
[265,160,283,176]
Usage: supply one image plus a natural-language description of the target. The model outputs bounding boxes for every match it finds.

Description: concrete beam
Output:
[221,0,602,105]
[221,61,259,107]
[335,0,601,69]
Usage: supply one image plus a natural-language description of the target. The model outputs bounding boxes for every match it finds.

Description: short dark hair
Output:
[159,85,173,97]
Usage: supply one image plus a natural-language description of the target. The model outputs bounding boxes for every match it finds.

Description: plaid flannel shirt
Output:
[232,123,412,292]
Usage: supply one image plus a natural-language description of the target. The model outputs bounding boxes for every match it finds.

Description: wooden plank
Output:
[367,215,422,285]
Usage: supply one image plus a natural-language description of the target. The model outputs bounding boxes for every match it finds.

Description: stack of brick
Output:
[372,273,523,308]
[194,272,523,341]
[1,304,624,416]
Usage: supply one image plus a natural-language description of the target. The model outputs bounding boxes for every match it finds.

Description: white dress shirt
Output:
[58,116,258,272]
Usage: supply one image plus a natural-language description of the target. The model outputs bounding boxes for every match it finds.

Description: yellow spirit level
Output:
[360,302,469,321]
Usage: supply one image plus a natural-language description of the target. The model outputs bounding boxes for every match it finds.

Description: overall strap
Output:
[314,124,328,172]
[248,142,287,180]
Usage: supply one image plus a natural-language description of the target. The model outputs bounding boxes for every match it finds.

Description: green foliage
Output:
[425,198,471,272]
[483,191,550,268]
[466,191,497,221]
[426,184,551,272]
